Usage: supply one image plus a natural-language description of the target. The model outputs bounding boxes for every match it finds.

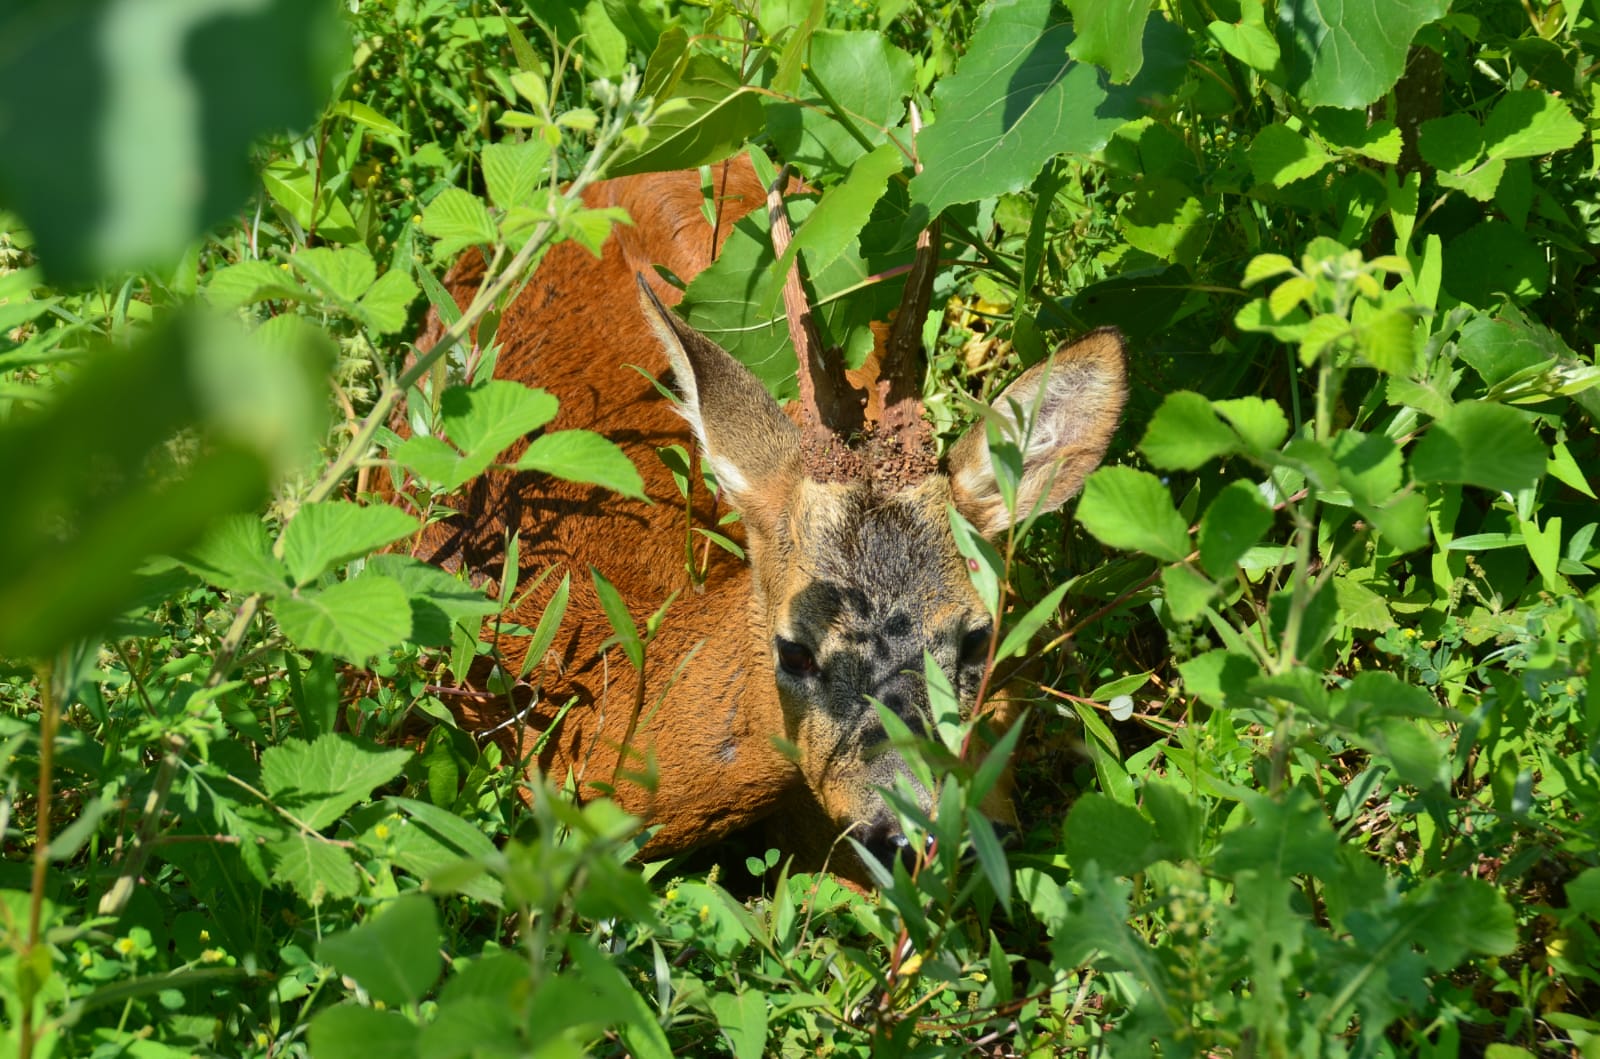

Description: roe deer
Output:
[403,153,1126,877]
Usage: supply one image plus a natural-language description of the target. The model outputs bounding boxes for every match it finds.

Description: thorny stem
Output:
[96,80,645,918]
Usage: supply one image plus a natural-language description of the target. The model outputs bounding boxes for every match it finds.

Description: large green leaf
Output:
[1140,391,1239,470]
[439,379,560,462]
[260,733,413,831]
[1410,402,1545,495]
[1274,0,1448,110]
[909,0,1185,219]
[1065,0,1155,82]
[0,0,343,282]
[273,574,414,661]
[767,29,917,172]
[1198,481,1276,578]
[609,31,763,176]
[264,833,359,904]
[280,501,418,587]
[309,1007,420,1059]
[181,514,291,596]
[319,894,442,1007]
[514,429,646,502]
[1076,466,1192,562]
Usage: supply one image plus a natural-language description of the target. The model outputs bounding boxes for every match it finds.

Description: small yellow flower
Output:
[255,1032,270,1048]
[1402,628,1418,639]
[698,904,711,922]
[199,929,210,943]
[374,823,392,840]
[202,948,226,964]
[412,214,423,225]
[114,937,137,957]
[78,952,93,969]
[665,888,678,901]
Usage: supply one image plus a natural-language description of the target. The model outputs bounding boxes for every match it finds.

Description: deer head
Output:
[637,175,1127,867]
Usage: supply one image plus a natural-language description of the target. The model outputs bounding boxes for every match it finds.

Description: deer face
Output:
[644,281,1126,866]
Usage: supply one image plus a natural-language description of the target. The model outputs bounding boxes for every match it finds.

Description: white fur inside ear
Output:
[642,297,751,497]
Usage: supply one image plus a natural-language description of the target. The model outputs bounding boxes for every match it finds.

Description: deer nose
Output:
[860,819,918,874]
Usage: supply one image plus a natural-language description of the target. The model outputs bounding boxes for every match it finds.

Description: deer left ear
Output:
[948,328,1127,537]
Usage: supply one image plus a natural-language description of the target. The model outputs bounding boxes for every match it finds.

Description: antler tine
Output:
[766,165,865,480]
[873,103,939,483]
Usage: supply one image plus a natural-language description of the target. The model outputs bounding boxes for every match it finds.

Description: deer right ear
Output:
[948,328,1127,537]
[638,277,801,517]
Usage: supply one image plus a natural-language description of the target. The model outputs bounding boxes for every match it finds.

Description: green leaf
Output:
[996,582,1071,662]
[1442,223,1547,307]
[514,430,646,502]
[261,733,412,830]
[320,894,442,1006]
[357,268,419,335]
[481,140,551,211]
[0,313,322,658]
[1161,562,1218,622]
[966,807,1013,913]
[264,833,359,905]
[1064,793,1157,876]
[1410,402,1545,495]
[1212,397,1289,453]
[1066,0,1155,82]
[365,554,498,647]
[610,36,763,175]
[204,259,307,310]
[1208,1,1281,74]
[280,501,418,586]
[329,99,406,138]
[1117,178,1210,266]
[1140,391,1238,470]
[1456,311,1562,388]
[1198,480,1275,578]
[1274,0,1448,110]
[769,29,916,171]
[309,1006,421,1059]
[380,796,504,906]
[708,990,769,1059]
[274,574,413,661]
[590,567,642,671]
[0,0,344,282]
[291,246,374,304]
[1360,717,1448,788]
[180,514,290,596]
[1247,124,1332,187]
[421,187,497,256]
[440,380,559,461]
[910,0,1186,218]
[768,143,903,298]
[1333,576,1393,631]
[261,160,361,242]
[1357,307,1418,375]
[1241,253,1296,287]
[1482,90,1584,162]
[1078,467,1191,562]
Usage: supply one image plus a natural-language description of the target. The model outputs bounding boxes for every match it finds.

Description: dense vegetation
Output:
[1,0,1597,1054]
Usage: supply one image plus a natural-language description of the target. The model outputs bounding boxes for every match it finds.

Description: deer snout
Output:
[858,814,919,873]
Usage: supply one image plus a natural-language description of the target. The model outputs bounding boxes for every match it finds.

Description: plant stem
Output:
[21,656,61,1059]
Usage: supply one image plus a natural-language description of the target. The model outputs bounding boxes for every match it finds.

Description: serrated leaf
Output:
[320,894,442,1006]
[514,430,645,502]
[1140,391,1238,470]
[1213,397,1289,453]
[1333,576,1393,630]
[291,246,374,304]
[265,833,359,904]
[1269,275,1316,319]
[421,187,496,255]
[1198,480,1275,578]
[1066,0,1155,82]
[260,733,412,830]
[1410,401,1545,494]
[1274,0,1449,110]
[280,501,418,586]
[1077,467,1191,561]
[1117,177,1209,266]
[1358,307,1418,375]
[181,513,290,596]
[274,575,413,661]
[481,140,551,211]
[356,268,418,334]
[910,0,1186,217]
[439,380,559,461]
[204,259,307,310]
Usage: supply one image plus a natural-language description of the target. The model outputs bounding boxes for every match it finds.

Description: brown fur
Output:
[397,154,1127,873]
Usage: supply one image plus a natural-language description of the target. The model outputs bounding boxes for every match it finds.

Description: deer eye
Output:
[959,625,993,668]
[775,637,819,679]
